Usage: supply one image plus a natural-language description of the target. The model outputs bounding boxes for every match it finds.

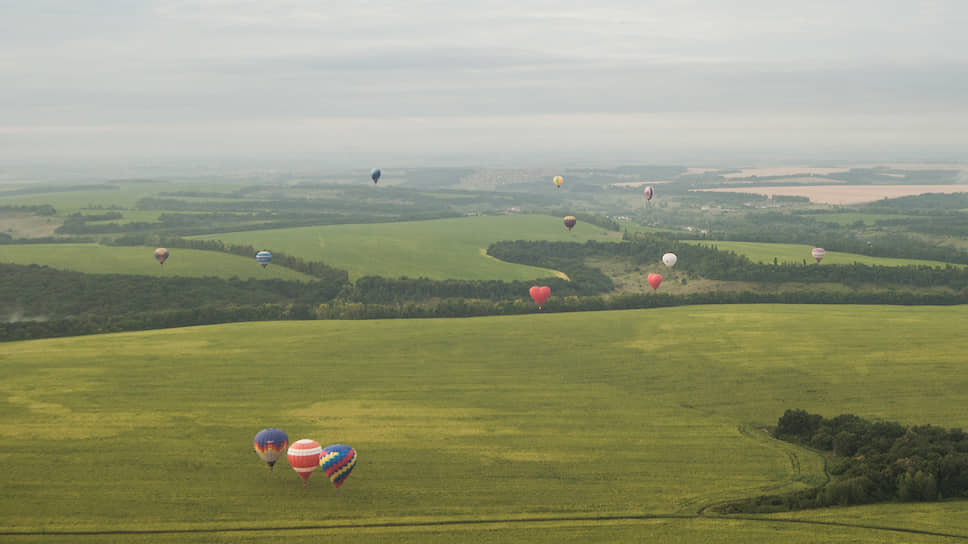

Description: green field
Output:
[684,240,961,267]
[193,215,621,280]
[0,244,315,281]
[2,305,967,541]
[809,212,911,226]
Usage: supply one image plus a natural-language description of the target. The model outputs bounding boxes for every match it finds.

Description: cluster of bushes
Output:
[717,410,968,513]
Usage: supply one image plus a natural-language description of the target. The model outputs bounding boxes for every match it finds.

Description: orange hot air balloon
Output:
[553,175,563,189]
[530,285,551,309]
[647,273,662,291]
[287,439,322,486]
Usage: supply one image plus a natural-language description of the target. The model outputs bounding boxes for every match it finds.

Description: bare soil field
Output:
[695,185,968,205]
[722,167,850,178]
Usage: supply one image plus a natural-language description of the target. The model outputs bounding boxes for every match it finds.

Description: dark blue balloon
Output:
[371,168,381,183]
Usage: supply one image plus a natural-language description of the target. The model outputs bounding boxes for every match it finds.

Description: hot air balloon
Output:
[553,175,563,189]
[811,247,825,263]
[530,285,551,309]
[319,444,357,490]
[371,168,381,184]
[644,186,654,201]
[154,248,169,266]
[563,216,577,231]
[256,250,272,268]
[662,253,677,268]
[287,439,322,486]
[254,428,289,471]
[648,273,662,291]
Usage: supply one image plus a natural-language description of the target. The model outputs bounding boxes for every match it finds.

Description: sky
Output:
[1,0,967,169]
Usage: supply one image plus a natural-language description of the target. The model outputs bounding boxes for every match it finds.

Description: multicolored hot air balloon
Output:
[254,428,289,471]
[811,247,825,263]
[648,273,662,291]
[256,250,272,268]
[154,248,169,266]
[529,285,551,309]
[371,168,381,184]
[287,439,322,486]
[644,186,654,201]
[553,175,563,189]
[662,253,677,268]
[319,444,357,490]
[563,216,577,231]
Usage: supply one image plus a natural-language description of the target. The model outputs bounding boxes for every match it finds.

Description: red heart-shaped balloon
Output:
[529,285,551,308]
[647,273,662,291]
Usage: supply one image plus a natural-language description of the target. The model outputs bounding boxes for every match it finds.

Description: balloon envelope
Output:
[287,439,322,485]
[563,216,577,231]
[553,175,563,189]
[812,247,825,263]
[662,253,677,268]
[154,248,169,265]
[648,273,662,291]
[256,250,272,269]
[319,444,358,489]
[530,285,551,308]
[371,168,381,184]
[254,428,289,470]
[644,186,654,201]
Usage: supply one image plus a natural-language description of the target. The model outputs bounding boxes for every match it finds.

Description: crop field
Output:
[1,305,967,542]
[0,244,316,281]
[193,215,621,280]
[697,185,968,205]
[682,240,961,268]
[808,212,913,226]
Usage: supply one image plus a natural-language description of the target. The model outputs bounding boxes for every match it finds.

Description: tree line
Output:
[717,409,968,513]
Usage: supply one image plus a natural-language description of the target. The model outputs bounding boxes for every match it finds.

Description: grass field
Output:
[1,305,967,541]
[682,240,961,267]
[809,212,912,226]
[0,244,316,281]
[193,215,621,280]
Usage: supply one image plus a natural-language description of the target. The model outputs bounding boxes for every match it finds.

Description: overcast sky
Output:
[1,0,967,167]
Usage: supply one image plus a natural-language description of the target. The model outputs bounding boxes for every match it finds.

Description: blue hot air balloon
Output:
[371,168,381,184]
[256,251,272,268]
[253,428,289,470]
[319,444,357,490]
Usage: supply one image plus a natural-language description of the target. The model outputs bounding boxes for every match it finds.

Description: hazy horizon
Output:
[2,1,967,171]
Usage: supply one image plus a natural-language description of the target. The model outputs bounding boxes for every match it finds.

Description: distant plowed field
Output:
[696,185,968,204]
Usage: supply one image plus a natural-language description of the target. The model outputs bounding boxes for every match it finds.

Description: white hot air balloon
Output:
[662,253,677,268]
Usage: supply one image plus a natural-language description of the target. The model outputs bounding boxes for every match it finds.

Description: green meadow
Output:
[0,244,315,281]
[683,240,961,267]
[1,305,967,542]
[810,212,912,226]
[193,215,620,280]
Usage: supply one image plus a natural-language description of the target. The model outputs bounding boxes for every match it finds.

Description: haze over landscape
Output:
[4,2,968,543]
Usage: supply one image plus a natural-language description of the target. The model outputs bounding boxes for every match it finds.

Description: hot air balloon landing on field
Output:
[256,250,272,268]
[371,168,381,184]
[553,175,563,189]
[319,444,357,491]
[287,439,322,486]
[662,253,677,268]
[530,285,551,309]
[644,185,654,201]
[812,247,825,263]
[648,273,662,291]
[563,216,577,231]
[254,428,289,471]
[154,248,169,266]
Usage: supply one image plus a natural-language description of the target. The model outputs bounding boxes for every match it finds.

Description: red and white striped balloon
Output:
[287,439,322,486]
[811,247,825,263]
